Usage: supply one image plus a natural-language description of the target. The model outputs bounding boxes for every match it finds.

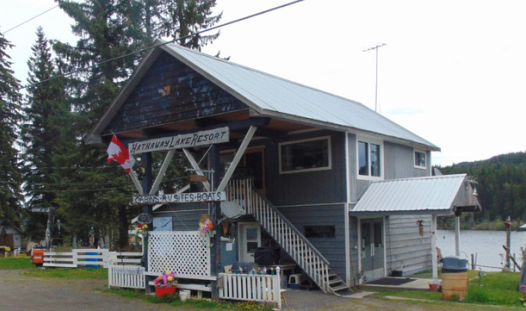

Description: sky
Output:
[1,0,525,167]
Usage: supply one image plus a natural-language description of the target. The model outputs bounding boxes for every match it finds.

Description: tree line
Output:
[0,0,222,248]
[437,152,526,228]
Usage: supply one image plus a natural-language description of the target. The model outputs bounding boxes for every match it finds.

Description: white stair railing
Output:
[226,178,331,293]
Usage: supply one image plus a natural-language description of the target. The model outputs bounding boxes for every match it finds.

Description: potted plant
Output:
[154,271,178,297]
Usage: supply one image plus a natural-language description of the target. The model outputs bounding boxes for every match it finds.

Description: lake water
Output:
[436,229,526,271]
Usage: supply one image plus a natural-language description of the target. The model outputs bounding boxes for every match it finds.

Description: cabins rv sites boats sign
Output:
[128,127,229,154]
[132,192,226,205]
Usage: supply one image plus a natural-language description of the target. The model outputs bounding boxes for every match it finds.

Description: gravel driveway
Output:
[0,269,516,311]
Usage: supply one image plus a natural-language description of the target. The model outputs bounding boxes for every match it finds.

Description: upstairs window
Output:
[414,150,426,169]
[358,139,383,179]
[279,137,331,174]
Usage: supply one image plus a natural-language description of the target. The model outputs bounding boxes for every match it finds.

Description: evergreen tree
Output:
[52,0,143,247]
[121,0,222,50]
[50,0,224,248]
[156,0,222,50]
[21,27,73,241]
[0,30,23,229]
[438,152,526,224]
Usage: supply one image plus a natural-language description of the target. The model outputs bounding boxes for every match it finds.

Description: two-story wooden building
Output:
[89,41,480,296]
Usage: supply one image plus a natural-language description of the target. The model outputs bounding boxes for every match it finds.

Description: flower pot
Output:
[429,283,440,292]
[155,286,176,297]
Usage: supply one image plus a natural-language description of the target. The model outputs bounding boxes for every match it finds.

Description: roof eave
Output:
[349,209,454,217]
[254,109,441,151]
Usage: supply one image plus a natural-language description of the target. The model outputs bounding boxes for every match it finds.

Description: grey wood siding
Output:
[348,216,360,285]
[104,51,248,134]
[266,130,346,206]
[384,142,430,179]
[385,215,432,276]
[278,204,348,280]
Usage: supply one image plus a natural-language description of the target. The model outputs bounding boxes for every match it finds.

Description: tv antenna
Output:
[363,43,386,112]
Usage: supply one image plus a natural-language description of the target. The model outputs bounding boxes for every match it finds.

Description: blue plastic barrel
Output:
[86,252,99,269]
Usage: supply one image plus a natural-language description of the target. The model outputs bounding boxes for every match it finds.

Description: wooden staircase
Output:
[226,179,351,295]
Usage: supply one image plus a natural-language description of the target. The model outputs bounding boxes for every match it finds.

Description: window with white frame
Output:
[279,136,331,174]
[414,150,426,169]
[357,139,383,179]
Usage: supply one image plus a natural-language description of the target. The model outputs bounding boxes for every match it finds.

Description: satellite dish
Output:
[221,201,245,218]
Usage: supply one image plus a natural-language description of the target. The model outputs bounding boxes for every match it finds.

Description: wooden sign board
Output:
[190,174,208,182]
[132,191,226,205]
[128,127,229,155]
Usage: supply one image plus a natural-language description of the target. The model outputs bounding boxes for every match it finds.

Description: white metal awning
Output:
[350,174,481,216]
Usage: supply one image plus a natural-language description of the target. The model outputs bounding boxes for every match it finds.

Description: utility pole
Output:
[363,43,386,112]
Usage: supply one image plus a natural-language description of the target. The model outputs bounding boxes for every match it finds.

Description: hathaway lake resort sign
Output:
[128,127,229,154]
[132,192,226,205]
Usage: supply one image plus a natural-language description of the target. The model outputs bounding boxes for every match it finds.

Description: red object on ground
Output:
[429,283,440,292]
[155,286,176,297]
[31,249,45,265]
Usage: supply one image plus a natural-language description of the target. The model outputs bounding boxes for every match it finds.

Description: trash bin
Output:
[31,248,45,266]
[86,252,99,269]
[441,256,468,301]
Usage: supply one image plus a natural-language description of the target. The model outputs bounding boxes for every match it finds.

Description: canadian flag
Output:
[107,135,135,173]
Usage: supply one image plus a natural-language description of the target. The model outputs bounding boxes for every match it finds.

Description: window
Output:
[414,150,426,169]
[304,225,335,238]
[358,139,382,179]
[279,137,331,174]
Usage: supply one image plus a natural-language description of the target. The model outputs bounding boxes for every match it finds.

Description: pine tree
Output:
[155,0,222,50]
[21,27,74,241]
[0,30,23,229]
[51,0,224,248]
[52,0,142,247]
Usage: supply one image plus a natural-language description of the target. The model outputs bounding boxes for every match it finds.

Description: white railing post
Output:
[73,249,78,266]
[275,267,282,310]
[108,259,112,288]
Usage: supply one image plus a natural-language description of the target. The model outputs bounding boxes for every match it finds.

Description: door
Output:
[243,147,266,195]
[360,218,385,281]
[239,223,261,262]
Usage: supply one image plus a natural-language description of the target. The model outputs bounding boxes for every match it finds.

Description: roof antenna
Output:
[363,43,386,112]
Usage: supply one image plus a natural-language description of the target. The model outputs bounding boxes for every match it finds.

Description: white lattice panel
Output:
[148,231,211,278]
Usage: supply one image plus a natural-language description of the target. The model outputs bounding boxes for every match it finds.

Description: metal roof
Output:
[161,42,440,151]
[350,174,480,216]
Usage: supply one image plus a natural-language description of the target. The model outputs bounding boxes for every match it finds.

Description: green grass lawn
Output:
[0,257,34,270]
[373,271,523,307]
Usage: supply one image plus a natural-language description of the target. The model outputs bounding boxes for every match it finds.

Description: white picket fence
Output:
[43,249,142,268]
[218,272,282,309]
[108,264,146,289]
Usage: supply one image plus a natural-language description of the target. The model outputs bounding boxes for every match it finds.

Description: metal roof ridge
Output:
[370,174,467,184]
[164,42,367,106]
[163,42,440,150]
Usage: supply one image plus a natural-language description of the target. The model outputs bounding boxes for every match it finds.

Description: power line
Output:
[20,0,305,90]
[4,5,59,34]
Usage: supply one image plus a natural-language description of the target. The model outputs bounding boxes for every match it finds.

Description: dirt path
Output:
[1,269,519,311]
